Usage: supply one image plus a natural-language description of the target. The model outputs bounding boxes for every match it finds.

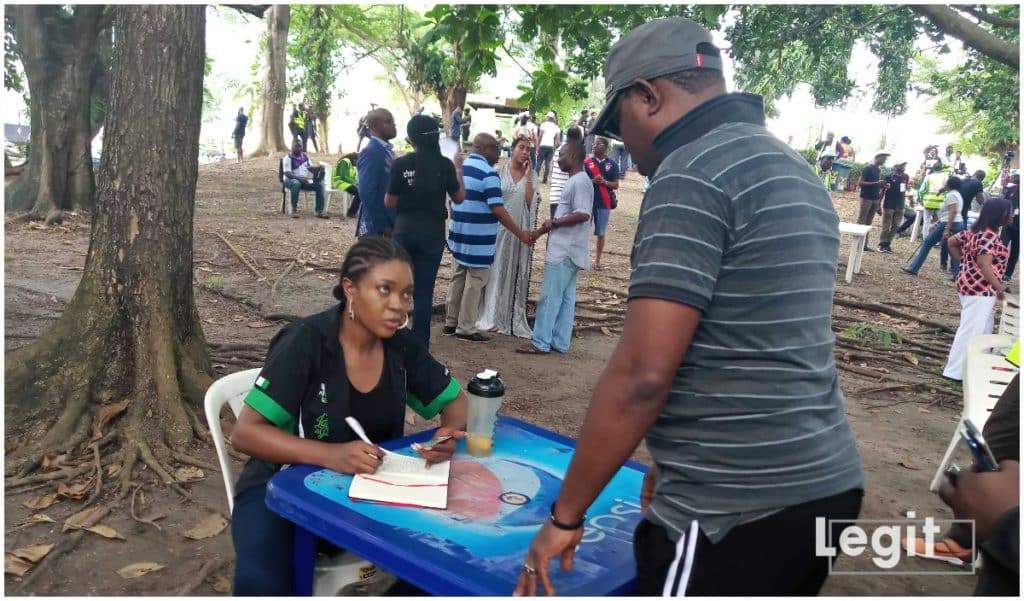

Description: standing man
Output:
[292,103,308,150]
[356,108,397,237]
[958,170,987,224]
[232,107,248,163]
[461,107,473,146]
[516,141,593,355]
[444,133,533,343]
[304,104,319,153]
[918,159,951,244]
[514,17,862,597]
[952,150,967,175]
[879,161,910,253]
[450,106,463,144]
[537,112,561,183]
[856,151,889,252]
[816,152,838,192]
[584,137,620,270]
[1002,171,1020,282]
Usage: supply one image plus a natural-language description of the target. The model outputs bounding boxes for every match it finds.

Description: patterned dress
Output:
[954,229,1009,296]
[476,162,539,338]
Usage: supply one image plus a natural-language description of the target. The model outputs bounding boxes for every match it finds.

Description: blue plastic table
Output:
[265,416,648,596]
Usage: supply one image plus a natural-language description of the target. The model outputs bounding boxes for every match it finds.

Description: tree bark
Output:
[5,5,212,476]
[911,5,1019,69]
[953,6,1019,29]
[4,6,106,220]
[250,4,290,157]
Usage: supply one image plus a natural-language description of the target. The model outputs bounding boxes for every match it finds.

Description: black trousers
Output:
[632,488,863,596]
[1002,221,1019,279]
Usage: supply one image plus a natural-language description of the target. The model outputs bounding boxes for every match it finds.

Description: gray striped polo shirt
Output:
[631,94,863,543]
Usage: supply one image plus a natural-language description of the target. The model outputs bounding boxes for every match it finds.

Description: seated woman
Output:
[230,236,468,595]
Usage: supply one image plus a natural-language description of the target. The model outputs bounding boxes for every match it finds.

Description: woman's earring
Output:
[347,297,355,321]
[401,314,411,330]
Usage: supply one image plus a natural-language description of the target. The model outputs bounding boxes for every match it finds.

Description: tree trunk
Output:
[911,5,1019,69]
[250,4,290,157]
[317,115,330,153]
[444,85,468,133]
[5,5,212,483]
[4,6,105,221]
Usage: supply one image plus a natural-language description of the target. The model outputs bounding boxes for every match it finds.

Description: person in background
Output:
[332,152,361,218]
[232,107,248,163]
[835,135,855,161]
[450,106,463,144]
[356,108,398,237]
[229,237,467,595]
[444,133,533,343]
[585,136,620,270]
[958,170,987,224]
[917,159,950,242]
[816,153,838,192]
[856,152,888,252]
[515,140,592,356]
[356,116,370,152]
[495,129,509,158]
[515,18,863,596]
[288,103,303,144]
[283,138,327,219]
[952,150,967,175]
[942,196,1013,380]
[904,175,964,276]
[477,136,540,339]
[304,104,319,153]
[537,112,561,183]
[814,131,835,160]
[548,125,584,221]
[1002,171,1019,281]
[461,108,472,145]
[292,103,308,150]
[385,115,466,348]
[879,160,910,254]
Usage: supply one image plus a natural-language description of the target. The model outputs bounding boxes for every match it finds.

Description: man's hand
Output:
[641,465,659,511]
[592,175,605,186]
[454,153,465,169]
[939,460,1019,542]
[517,229,535,246]
[414,427,465,466]
[513,521,584,596]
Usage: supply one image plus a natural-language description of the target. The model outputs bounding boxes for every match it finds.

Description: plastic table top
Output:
[265,416,648,596]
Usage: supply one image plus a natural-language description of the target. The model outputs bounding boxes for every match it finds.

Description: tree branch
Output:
[953,5,1019,29]
[224,5,270,19]
[911,4,1019,68]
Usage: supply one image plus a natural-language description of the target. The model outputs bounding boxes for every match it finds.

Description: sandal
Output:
[515,344,549,355]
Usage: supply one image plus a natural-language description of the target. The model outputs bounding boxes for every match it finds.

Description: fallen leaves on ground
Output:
[246,320,273,328]
[5,543,55,575]
[22,493,58,510]
[56,478,93,500]
[106,462,123,477]
[173,466,205,482]
[25,514,55,526]
[64,506,107,532]
[117,562,165,579]
[82,524,125,540]
[183,513,228,540]
[40,454,68,471]
[93,399,131,439]
[898,460,921,470]
[209,575,232,593]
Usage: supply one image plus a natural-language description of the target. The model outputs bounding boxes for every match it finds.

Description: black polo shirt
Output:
[883,172,910,210]
[387,152,460,237]
[234,304,462,497]
[860,164,882,201]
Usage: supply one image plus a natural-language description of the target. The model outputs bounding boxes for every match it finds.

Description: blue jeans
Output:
[536,146,554,180]
[285,178,325,213]
[393,231,445,348]
[907,221,963,275]
[232,482,296,595]
[531,258,580,353]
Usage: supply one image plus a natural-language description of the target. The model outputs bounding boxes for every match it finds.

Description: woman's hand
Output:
[415,427,465,466]
[322,441,384,475]
[641,464,659,511]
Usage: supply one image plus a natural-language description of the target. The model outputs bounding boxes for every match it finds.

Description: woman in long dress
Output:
[477,136,539,338]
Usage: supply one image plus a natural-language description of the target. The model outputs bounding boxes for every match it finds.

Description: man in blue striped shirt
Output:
[444,133,534,342]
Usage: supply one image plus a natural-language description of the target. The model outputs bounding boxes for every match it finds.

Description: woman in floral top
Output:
[942,196,1014,380]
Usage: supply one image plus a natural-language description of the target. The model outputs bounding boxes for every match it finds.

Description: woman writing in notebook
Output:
[229,236,468,595]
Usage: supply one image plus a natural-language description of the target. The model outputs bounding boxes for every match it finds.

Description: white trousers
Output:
[943,295,997,380]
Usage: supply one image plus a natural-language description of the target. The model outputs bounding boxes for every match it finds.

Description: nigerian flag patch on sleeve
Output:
[255,376,270,390]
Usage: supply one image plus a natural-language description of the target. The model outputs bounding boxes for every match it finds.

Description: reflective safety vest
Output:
[919,169,949,210]
[294,112,306,130]
[816,165,837,191]
[1007,340,1020,367]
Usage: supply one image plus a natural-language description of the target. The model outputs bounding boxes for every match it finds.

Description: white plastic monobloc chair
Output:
[998,294,1019,338]
[928,334,1018,491]
[203,368,379,595]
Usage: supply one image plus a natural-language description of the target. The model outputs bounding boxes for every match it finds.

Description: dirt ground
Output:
[5,152,1012,595]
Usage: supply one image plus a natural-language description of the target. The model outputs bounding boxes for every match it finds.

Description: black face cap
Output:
[590,17,723,140]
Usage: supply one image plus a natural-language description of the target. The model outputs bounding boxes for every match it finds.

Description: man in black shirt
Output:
[857,152,888,251]
[879,161,909,253]
[958,170,986,223]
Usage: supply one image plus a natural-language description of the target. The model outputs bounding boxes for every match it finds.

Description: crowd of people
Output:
[227,15,1019,597]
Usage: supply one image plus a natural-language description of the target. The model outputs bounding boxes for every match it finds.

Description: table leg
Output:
[292,526,316,596]
[845,237,857,283]
[854,235,866,274]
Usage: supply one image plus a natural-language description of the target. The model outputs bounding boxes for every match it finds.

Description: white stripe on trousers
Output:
[663,520,700,597]
[943,294,997,380]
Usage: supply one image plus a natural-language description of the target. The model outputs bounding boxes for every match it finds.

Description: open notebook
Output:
[348,451,451,510]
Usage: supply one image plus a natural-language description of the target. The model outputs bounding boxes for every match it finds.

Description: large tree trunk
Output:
[6,5,212,486]
[250,4,290,158]
[4,6,105,222]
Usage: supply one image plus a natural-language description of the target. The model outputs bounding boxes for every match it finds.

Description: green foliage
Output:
[515,62,587,117]
[288,5,346,121]
[4,14,24,97]
[842,323,903,349]
[798,147,819,165]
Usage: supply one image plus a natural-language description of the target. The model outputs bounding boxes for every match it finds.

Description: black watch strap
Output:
[549,502,586,530]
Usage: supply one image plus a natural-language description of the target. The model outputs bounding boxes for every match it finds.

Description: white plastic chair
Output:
[929,334,1018,491]
[203,368,379,595]
[998,294,1019,338]
[279,158,331,215]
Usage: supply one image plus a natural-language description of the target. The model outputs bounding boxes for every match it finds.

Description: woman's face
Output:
[342,260,414,339]
[512,140,531,165]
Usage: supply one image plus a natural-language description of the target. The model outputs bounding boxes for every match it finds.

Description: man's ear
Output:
[631,79,664,119]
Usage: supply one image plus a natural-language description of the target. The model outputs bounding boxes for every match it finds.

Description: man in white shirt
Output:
[536,112,561,183]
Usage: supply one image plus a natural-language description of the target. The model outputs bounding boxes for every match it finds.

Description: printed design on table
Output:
[302,421,644,593]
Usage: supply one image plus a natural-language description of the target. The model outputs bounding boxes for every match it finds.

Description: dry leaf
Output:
[901,352,920,366]
[10,543,54,564]
[23,493,58,510]
[93,399,131,439]
[25,514,55,525]
[84,524,125,540]
[5,553,33,576]
[64,505,107,532]
[117,562,165,579]
[918,407,932,414]
[898,460,921,470]
[107,462,123,477]
[40,454,67,471]
[174,466,205,482]
[183,513,228,540]
[246,321,273,328]
[209,575,232,593]
[56,479,92,500]
[600,327,615,337]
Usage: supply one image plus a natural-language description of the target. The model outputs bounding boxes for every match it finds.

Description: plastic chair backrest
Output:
[203,367,261,513]
[963,334,1017,429]
[279,156,287,187]
[998,294,1019,338]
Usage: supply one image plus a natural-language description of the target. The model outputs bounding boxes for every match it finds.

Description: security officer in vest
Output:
[816,153,838,193]
[919,159,951,233]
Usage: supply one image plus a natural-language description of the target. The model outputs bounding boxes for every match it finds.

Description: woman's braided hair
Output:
[332,236,411,302]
